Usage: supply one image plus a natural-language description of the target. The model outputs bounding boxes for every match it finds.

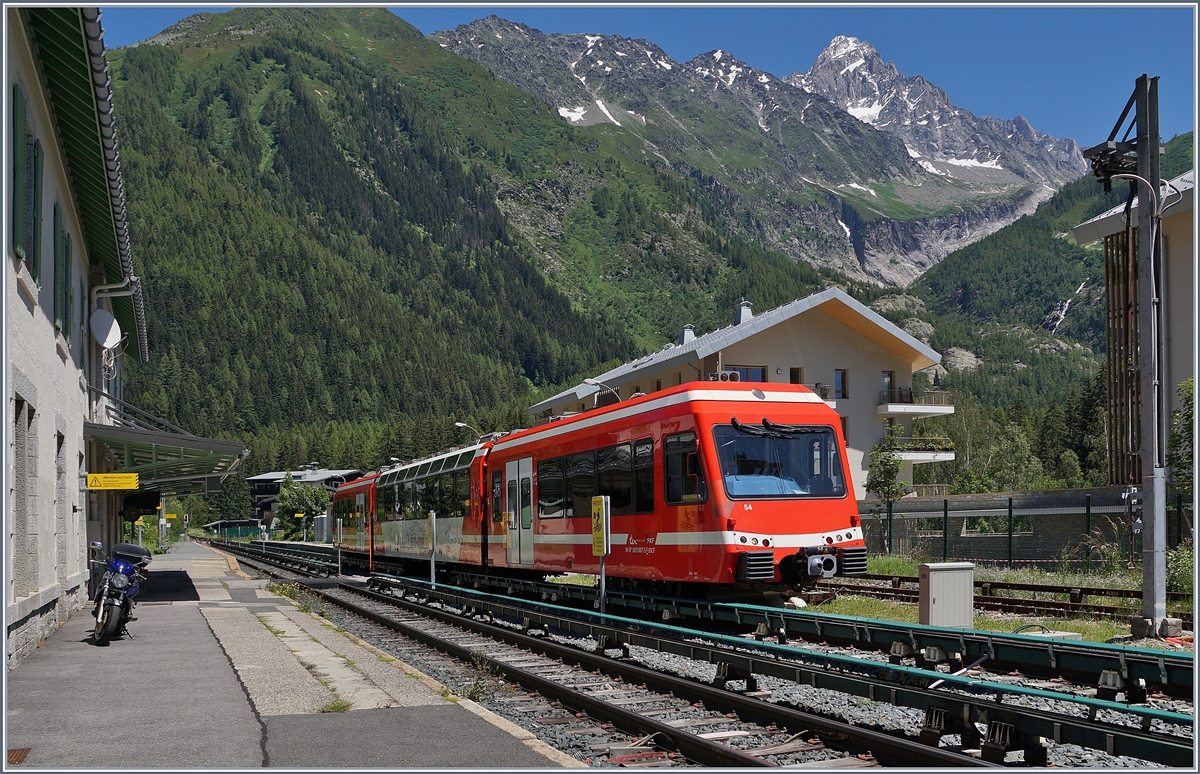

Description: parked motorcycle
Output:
[89,541,151,644]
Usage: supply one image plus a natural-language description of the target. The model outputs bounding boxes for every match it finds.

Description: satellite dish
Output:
[90,308,122,349]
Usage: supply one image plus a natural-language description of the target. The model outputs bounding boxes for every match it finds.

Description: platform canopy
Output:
[84,389,248,496]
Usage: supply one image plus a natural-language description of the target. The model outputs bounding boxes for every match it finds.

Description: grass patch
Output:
[267,581,301,599]
[318,698,353,713]
[546,573,598,587]
[378,656,395,662]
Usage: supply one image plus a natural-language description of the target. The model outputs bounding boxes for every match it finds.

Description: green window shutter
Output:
[12,84,26,261]
[29,138,43,284]
[63,233,73,345]
[53,202,63,330]
[79,278,87,375]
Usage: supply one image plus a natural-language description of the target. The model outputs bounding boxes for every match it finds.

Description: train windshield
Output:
[713,420,846,499]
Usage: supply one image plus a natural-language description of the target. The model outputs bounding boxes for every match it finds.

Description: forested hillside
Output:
[114,7,861,474]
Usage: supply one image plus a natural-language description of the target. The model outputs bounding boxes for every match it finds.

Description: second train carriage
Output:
[332,382,867,588]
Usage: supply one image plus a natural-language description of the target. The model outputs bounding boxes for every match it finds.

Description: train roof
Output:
[494,381,831,453]
[373,441,485,488]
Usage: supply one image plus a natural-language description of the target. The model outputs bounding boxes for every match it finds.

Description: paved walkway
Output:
[5,540,576,769]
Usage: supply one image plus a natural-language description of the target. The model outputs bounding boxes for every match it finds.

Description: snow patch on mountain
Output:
[847,102,884,124]
[945,156,1004,170]
[558,106,587,122]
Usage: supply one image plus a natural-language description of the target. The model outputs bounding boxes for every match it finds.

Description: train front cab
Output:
[692,398,868,586]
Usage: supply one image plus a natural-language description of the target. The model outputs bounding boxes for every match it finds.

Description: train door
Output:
[505,458,534,565]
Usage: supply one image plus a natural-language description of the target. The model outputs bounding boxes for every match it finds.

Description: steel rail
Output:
[314,583,998,768]
[364,576,1193,767]
[209,540,1194,699]
[436,567,1194,699]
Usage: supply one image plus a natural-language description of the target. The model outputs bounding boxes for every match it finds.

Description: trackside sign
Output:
[87,473,139,490]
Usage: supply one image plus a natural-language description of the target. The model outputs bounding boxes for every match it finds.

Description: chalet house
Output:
[528,288,955,498]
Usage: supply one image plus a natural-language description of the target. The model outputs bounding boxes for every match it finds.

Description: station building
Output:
[528,288,955,499]
[6,8,245,668]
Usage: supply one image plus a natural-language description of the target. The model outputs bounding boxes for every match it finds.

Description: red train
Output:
[332,382,866,590]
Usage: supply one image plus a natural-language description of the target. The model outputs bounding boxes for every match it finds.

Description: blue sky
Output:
[99,5,1195,145]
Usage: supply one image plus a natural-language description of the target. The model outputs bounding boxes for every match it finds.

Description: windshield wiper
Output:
[762,419,824,436]
[731,418,827,438]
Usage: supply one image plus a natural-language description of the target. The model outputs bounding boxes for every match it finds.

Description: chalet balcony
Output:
[877,388,955,418]
[803,383,835,404]
[891,434,956,464]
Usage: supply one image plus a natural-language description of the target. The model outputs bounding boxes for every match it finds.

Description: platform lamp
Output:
[454,421,480,439]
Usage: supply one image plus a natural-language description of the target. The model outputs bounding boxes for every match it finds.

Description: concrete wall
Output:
[6,12,98,668]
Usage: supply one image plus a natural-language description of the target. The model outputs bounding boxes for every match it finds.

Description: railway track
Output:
[224,549,985,767]
[213,542,1193,767]
[209,539,1195,700]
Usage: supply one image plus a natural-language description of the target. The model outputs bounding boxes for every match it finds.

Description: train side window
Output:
[412,477,427,519]
[507,480,518,528]
[597,444,632,515]
[376,485,394,522]
[567,451,596,517]
[437,473,454,518]
[403,481,415,519]
[491,470,503,522]
[664,431,707,505]
[520,478,533,529]
[537,457,566,519]
[633,438,655,513]
[454,471,470,519]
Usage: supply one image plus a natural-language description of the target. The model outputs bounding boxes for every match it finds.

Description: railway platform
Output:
[4,540,577,769]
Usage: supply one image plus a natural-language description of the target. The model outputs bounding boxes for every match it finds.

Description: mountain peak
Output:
[824,35,878,61]
[787,35,1084,190]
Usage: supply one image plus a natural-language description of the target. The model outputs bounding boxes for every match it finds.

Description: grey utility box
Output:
[919,562,974,627]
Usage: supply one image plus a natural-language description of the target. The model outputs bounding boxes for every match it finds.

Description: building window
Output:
[835,369,848,399]
[676,372,682,386]
[840,416,849,442]
[655,379,662,392]
[790,367,802,385]
[12,397,36,596]
[726,365,766,382]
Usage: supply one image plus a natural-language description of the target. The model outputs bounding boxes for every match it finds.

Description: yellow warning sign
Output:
[591,496,610,557]
[165,514,177,519]
[87,473,138,490]
[134,518,144,526]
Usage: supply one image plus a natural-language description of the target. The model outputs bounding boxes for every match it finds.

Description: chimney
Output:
[735,298,753,325]
[680,324,695,345]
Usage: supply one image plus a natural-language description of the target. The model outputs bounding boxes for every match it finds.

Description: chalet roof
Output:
[246,469,361,484]
[1072,169,1194,244]
[528,287,941,415]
